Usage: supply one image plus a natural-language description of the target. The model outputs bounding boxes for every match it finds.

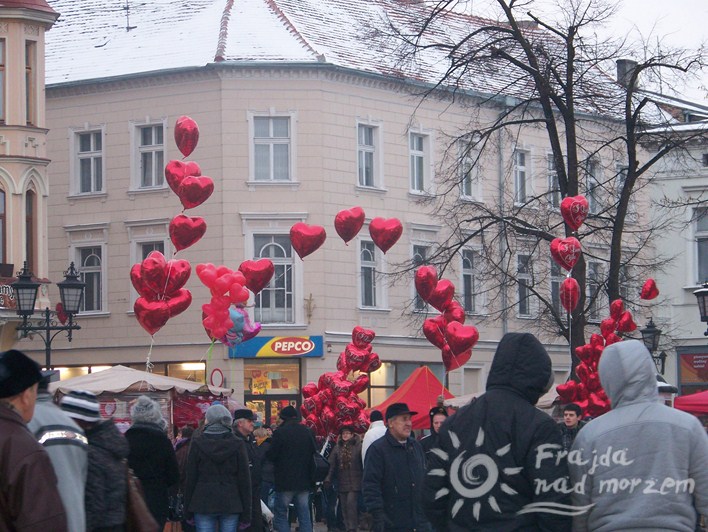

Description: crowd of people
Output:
[2,331,708,531]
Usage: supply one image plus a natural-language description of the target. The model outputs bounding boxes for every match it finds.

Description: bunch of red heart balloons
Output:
[415,266,479,372]
[551,195,590,313]
[301,326,382,439]
[131,251,193,336]
[289,206,403,259]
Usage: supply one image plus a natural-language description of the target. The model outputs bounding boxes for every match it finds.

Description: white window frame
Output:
[240,212,306,327]
[517,253,535,318]
[547,153,561,209]
[459,140,482,202]
[358,236,387,310]
[130,119,167,191]
[695,207,708,285]
[125,219,171,306]
[409,129,433,194]
[65,223,109,315]
[247,111,297,184]
[550,259,568,321]
[513,147,531,205]
[461,247,482,314]
[587,160,601,214]
[356,119,384,190]
[69,126,106,196]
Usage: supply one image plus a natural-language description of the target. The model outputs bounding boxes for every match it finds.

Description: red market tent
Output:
[370,366,454,430]
[674,390,708,415]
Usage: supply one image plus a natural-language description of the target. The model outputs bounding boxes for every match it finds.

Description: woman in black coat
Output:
[125,395,180,530]
[184,404,252,531]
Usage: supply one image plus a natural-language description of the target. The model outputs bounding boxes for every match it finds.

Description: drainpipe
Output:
[498,105,509,335]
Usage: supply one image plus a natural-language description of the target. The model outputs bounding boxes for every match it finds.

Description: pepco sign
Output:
[271,337,315,356]
[228,335,323,358]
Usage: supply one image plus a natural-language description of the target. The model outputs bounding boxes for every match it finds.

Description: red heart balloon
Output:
[176,175,214,210]
[238,259,275,295]
[334,207,365,244]
[560,195,589,231]
[427,279,455,312]
[169,214,207,252]
[164,160,186,194]
[352,326,376,348]
[575,344,593,363]
[423,315,448,349]
[415,265,438,301]
[164,259,191,295]
[55,303,68,325]
[610,299,624,320]
[640,278,659,300]
[616,311,636,332]
[550,237,582,271]
[350,373,370,394]
[290,222,326,259]
[134,298,170,336]
[443,300,466,324]
[556,381,578,403]
[140,251,168,295]
[336,352,350,373]
[600,318,616,338]
[302,382,319,399]
[559,277,580,312]
[605,332,622,346]
[166,288,192,317]
[174,115,199,158]
[361,353,381,373]
[441,345,472,372]
[445,321,479,355]
[345,345,371,371]
[130,263,157,299]
[368,217,403,254]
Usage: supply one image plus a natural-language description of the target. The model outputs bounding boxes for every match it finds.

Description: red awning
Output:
[674,390,708,415]
[371,366,454,430]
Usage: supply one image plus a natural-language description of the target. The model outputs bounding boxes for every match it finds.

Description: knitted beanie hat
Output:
[205,404,232,428]
[60,390,102,422]
[130,395,164,426]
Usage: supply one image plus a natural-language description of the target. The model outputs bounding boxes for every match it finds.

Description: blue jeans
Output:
[194,513,239,532]
[274,490,312,532]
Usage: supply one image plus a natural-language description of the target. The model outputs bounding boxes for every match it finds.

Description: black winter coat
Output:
[125,422,179,526]
[256,438,274,484]
[362,431,430,531]
[422,332,572,532]
[184,428,252,521]
[266,419,316,492]
[85,420,129,531]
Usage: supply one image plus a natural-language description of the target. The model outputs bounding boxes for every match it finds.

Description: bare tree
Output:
[375,0,705,374]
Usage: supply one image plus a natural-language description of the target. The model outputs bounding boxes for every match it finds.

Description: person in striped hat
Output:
[61,390,130,532]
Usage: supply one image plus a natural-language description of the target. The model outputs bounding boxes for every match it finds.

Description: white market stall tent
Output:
[444,386,559,412]
[49,365,233,434]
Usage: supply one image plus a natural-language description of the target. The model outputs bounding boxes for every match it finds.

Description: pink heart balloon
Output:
[368,217,403,254]
[560,195,589,231]
[290,222,326,259]
[334,207,365,244]
[550,237,582,271]
[169,214,207,252]
[174,115,199,158]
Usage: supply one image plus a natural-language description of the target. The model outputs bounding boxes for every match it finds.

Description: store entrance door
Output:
[245,395,300,428]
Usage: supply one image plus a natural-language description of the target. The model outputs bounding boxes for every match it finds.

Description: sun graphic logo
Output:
[428,427,522,521]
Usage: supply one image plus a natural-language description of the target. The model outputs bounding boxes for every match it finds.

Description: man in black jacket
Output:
[233,408,263,532]
[420,405,448,458]
[422,332,572,531]
[362,402,431,531]
[266,405,316,532]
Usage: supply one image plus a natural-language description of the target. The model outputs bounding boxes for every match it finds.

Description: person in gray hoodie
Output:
[569,339,708,531]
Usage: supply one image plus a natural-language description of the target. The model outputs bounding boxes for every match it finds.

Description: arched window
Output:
[25,190,35,273]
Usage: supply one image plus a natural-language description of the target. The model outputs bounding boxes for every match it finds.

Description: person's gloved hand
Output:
[238,521,251,530]
[371,509,385,532]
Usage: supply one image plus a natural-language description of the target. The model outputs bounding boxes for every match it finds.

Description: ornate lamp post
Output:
[11,261,85,369]
[640,317,667,374]
[693,281,708,336]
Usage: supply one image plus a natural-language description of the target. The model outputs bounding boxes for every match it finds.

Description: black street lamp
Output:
[693,281,708,336]
[640,317,667,374]
[11,261,85,369]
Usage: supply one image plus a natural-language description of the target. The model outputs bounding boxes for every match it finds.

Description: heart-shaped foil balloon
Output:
[640,278,659,300]
[443,300,466,324]
[165,288,192,317]
[334,207,365,244]
[170,214,207,252]
[616,311,637,332]
[441,345,472,372]
[140,251,169,295]
[352,326,376,348]
[560,195,589,231]
[556,381,578,403]
[423,315,448,349]
[609,299,624,320]
[174,115,199,158]
[427,279,455,312]
[134,297,170,336]
[415,265,438,302]
[164,160,201,194]
[290,222,327,259]
[176,175,214,210]
[130,263,157,299]
[238,259,275,295]
[559,277,580,312]
[55,303,68,325]
[600,318,616,338]
[164,259,192,296]
[368,217,403,254]
[550,236,582,271]
[444,321,479,355]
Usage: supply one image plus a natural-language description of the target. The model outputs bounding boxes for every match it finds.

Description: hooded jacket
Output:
[325,433,363,492]
[184,426,252,521]
[422,332,572,532]
[266,418,316,492]
[569,339,708,532]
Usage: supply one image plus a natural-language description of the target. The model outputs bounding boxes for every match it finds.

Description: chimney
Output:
[616,59,638,88]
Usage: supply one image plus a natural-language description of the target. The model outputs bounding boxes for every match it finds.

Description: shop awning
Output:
[674,390,708,415]
[370,366,454,430]
[49,364,233,396]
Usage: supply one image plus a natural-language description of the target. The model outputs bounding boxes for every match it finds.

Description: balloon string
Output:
[566,270,573,372]
[160,260,174,300]
[146,336,155,374]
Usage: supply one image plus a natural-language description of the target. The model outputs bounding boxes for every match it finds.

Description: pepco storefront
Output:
[229,335,323,426]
